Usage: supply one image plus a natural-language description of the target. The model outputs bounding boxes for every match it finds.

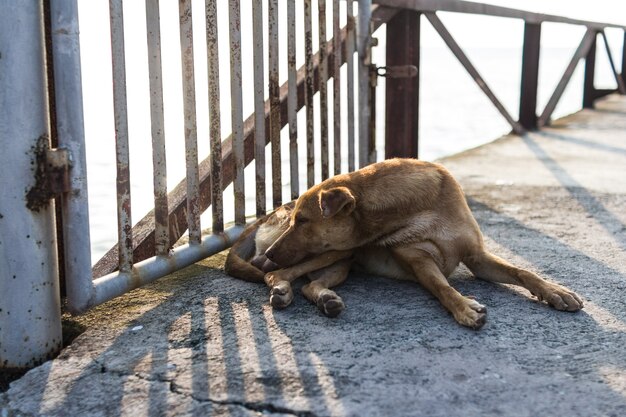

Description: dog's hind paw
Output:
[270,281,294,309]
[535,283,583,312]
[317,290,345,318]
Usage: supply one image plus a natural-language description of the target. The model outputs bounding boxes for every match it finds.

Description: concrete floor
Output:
[2,95,626,416]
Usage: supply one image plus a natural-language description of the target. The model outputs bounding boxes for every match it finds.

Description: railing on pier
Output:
[1,0,625,368]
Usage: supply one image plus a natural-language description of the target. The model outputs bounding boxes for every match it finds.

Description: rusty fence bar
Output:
[304,0,315,187]
[206,0,224,233]
[252,0,266,217]
[358,0,372,168]
[319,0,329,180]
[229,0,245,225]
[109,0,133,273]
[146,0,169,256]
[287,0,299,200]
[268,0,282,208]
[346,0,356,172]
[179,0,201,244]
[333,0,342,174]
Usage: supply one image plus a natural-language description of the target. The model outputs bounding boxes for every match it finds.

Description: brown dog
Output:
[226,158,583,328]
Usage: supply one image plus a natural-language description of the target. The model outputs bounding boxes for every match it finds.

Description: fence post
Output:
[622,30,626,87]
[583,31,598,108]
[385,10,420,159]
[519,22,541,130]
[0,1,62,368]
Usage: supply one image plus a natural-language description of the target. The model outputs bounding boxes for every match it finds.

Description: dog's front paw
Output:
[453,298,487,330]
[535,283,583,312]
[316,289,345,318]
[270,281,294,309]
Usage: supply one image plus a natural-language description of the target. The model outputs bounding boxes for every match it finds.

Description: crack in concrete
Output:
[168,380,318,417]
[94,359,317,417]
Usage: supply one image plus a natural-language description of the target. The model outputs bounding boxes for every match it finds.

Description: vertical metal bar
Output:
[318,0,329,180]
[600,31,626,94]
[252,0,266,217]
[357,0,372,167]
[287,0,299,200]
[583,30,598,109]
[304,0,315,187]
[229,0,245,224]
[519,22,541,130]
[206,0,223,232]
[268,0,281,208]
[333,0,341,174]
[622,30,626,87]
[346,0,356,172]
[385,10,420,159]
[179,0,201,243]
[146,0,169,255]
[0,0,62,368]
[49,0,94,313]
[109,0,133,272]
[369,65,377,162]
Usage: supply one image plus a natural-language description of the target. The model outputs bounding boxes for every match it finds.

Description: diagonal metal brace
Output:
[424,12,524,135]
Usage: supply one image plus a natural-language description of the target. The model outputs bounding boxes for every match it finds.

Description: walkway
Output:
[2,95,626,417]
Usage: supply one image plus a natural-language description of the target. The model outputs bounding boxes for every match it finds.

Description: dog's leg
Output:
[302,259,351,318]
[264,250,353,309]
[464,251,583,311]
[392,246,487,329]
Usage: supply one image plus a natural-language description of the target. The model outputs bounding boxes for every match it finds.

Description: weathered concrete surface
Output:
[2,95,626,416]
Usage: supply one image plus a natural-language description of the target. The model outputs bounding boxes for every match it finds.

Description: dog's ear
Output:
[319,187,356,218]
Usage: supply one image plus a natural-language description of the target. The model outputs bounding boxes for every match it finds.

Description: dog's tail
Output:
[225,222,266,283]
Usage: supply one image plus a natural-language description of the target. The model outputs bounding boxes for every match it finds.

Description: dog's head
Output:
[264,186,359,266]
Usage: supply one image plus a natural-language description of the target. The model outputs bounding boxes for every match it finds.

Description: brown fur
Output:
[225,158,583,327]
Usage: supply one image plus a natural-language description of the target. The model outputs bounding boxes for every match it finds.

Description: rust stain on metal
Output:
[26,135,53,212]
[304,0,315,188]
[146,0,170,255]
[318,0,329,180]
[206,0,224,233]
[333,0,341,175]
[287,0,299,200]
[229,0,245,225]
[269,0,282,209]
[179,0,201,244]
[346,1,356,172]
[252,0,266,218]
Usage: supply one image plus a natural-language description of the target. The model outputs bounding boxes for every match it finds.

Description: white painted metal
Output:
[49,0,94,315]
[0,1,62,368]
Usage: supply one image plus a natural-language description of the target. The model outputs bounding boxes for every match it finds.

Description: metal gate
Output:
[2,0,624,369]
